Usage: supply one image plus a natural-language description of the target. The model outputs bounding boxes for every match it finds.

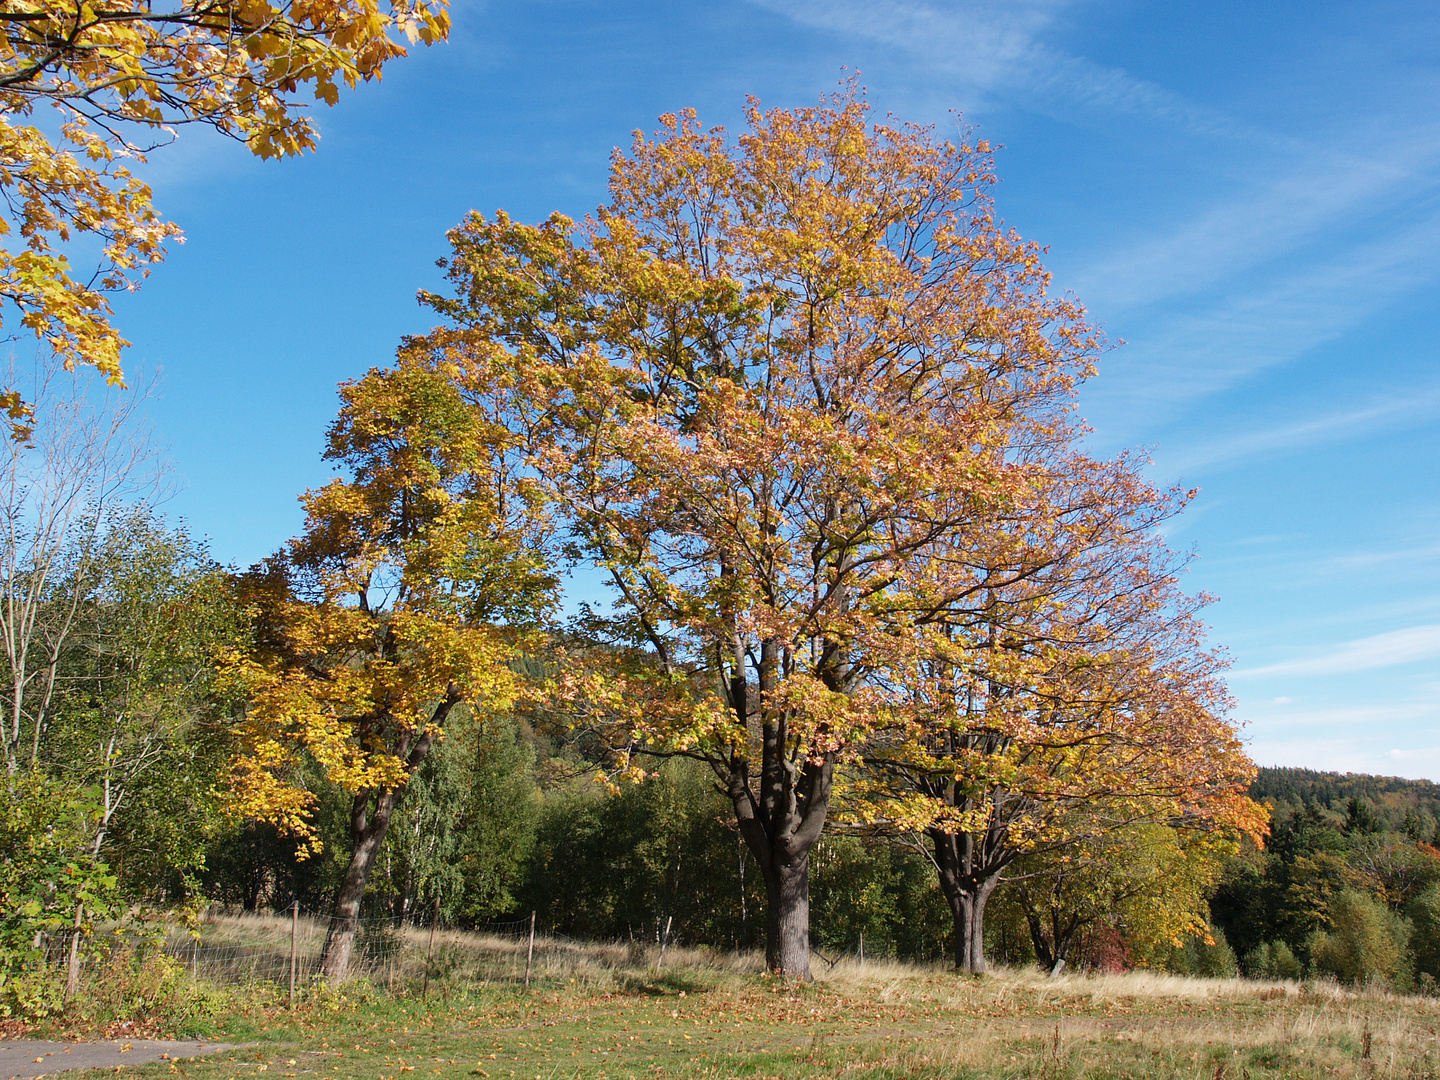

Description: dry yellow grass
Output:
[157,911,1440,1078]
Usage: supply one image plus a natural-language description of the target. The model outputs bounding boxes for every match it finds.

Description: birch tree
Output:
[0,369,159,777]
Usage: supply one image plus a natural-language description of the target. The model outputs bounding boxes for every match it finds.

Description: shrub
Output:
[1407,883,1440,979]
[1241,942,1269,978]
[1196,926,1239,978]
[1243,940,1302,980]
[1162,925,1237,977]
[0,968,65,1021]
[0,774,121,971]
[1311,888,1410,987]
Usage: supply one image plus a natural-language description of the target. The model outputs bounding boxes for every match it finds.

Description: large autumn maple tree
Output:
[223,349,553,982]
[0,0,447,432]
[410,87,1101,978]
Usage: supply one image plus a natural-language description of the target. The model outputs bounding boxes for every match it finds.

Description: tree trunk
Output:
[730,756,831,981]
[319,787,398,984]
[720,620,836,981]
[318,701,447,984]
[761,848,812,978]
[1026,909,1057,972]
[931,828,1001,974]
[64,902,83,999]
[943,874,997,973]
[1023,901,1083,975]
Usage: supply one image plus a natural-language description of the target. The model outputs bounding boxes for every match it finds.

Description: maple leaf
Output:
[0,0,449,421]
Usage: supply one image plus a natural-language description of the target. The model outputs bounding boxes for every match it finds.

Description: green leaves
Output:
[0,772,120,965]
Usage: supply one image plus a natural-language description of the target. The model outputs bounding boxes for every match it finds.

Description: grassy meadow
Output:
[39,918,1440,1080]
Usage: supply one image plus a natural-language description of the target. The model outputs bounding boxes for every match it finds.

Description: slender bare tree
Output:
[0,362,164,778]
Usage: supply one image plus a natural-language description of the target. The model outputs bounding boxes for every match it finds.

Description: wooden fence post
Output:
[64,903,83,1000]
[524,911,536,989]
[655,916,673,975]
[423,897,440,998]
[858,931,864,968]
[289,901,299,1008]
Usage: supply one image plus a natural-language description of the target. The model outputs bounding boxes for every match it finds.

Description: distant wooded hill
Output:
[1251,766,1440,838]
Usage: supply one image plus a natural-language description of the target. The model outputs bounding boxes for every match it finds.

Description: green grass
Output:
[65,956,1440,1080]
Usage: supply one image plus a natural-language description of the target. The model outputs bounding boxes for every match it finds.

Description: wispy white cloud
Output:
[1233,625,1440,678]
[1151,386,1440,475]
[1236,700,1440,731]
[1210,594,1440,654]
[1083,197,1440,421]
[747,0,1256,138]
[750,3,1440,430]
[1077,154,1438,313]
[1318,543,1440,572]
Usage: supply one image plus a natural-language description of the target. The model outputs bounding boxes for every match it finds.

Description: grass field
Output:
[77,940,1440,1080]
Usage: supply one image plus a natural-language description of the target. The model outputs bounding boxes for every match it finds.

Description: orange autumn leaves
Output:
[225,87,1262,900]
[415,90,1259,892]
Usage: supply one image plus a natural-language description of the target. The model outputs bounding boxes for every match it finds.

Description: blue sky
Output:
[105,1,1439,779]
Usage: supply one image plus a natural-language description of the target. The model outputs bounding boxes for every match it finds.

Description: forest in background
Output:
[202,741,1440,991]
[2,405,1437,1007]
[11,538,1437,993]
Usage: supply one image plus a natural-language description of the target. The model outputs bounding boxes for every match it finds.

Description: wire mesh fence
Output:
[25,907,875,997]
[143,907,723,992]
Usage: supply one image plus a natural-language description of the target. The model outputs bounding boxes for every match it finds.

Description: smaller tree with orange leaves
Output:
[851,452,1266,972]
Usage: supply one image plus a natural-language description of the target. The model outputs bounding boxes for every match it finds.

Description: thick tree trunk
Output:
[931,828,1001,974]
[943,874,997,973]
[319,787,398,984]
[730,754,832,981]
[761,848,813,978]
[318,701,447,984]
[720,620,836,982]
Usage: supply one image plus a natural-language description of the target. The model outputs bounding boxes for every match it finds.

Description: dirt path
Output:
[1,1040,234,1079]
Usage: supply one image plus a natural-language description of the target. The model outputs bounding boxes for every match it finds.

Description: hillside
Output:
[1250,765,1440,836]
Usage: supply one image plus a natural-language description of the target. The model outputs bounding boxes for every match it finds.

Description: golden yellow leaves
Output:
[0,117,173,381]
[221,342,552,846]
[0,0,447,406]
[409,86,1112,796]
[222,601,523,853]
